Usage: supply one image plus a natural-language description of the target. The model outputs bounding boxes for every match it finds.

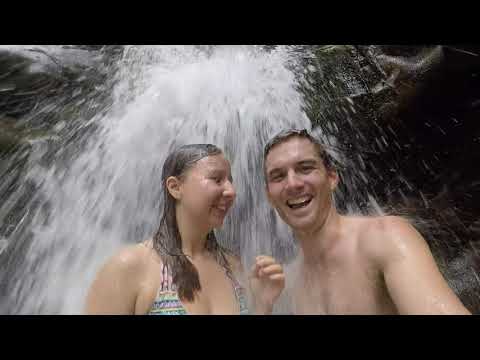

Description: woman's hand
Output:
[249,255,285,314]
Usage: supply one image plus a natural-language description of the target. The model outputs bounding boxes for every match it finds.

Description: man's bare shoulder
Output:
[358,215,413,233]
[355,215,425,263]
[351,215,414,237]
[368,215,422,242]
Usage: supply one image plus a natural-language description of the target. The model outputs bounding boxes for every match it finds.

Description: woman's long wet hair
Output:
[153,144,233,302]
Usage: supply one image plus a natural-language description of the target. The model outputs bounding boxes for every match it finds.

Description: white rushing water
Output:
[7,45,315,314]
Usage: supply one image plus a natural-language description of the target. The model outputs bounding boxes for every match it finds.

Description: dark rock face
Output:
[302,45,480,312]
[302,45,480,224]
[354,45,480,239]
[0,46,120,116]
[0,45,124,159]
[0,45,123,198]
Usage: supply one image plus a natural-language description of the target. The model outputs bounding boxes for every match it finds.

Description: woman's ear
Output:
[328,170,339,191]
[166,176,182,200]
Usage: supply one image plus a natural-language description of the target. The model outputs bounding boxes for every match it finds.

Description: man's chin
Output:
[284,216,315,233]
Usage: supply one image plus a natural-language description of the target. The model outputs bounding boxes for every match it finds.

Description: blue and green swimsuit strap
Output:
[225,267,249,315]
[148,264,249,315]
[148,263,187,315]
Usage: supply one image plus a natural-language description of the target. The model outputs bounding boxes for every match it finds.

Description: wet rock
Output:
[0,116,20,151]
[0,46,122,119]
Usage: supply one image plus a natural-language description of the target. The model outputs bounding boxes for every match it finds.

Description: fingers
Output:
[258,264,283,277]
[250,256,275,277]
[251,255,285,279]
[255,255,276,268]
[268,273,285,282]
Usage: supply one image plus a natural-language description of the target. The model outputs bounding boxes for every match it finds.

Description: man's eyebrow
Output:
[297,159,318,165]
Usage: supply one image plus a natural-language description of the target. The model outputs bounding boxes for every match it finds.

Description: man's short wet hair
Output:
[263,128,335,172]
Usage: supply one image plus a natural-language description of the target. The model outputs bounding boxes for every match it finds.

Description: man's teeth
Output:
[288,197,311,206]
[287,196,312,209]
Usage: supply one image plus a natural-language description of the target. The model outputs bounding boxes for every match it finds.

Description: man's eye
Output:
[299,166,313,173]
[270,174,284,182]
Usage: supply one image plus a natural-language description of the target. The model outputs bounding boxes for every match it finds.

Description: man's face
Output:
[265,137,338,233]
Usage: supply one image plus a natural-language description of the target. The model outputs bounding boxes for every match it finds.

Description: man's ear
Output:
[328,170,339,191]
[166,176,182,200]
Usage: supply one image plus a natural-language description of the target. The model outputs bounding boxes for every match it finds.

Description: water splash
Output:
[4,45,477,314]
[1,45,313,314]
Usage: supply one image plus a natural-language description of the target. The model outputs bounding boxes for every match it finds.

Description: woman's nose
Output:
[223,180,236,199]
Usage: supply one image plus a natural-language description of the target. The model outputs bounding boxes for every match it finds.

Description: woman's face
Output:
[176,154,236,229]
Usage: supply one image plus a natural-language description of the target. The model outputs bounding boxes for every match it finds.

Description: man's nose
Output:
[285,171,304,192]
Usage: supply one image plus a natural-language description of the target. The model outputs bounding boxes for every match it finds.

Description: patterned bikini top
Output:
[148,263,249,315]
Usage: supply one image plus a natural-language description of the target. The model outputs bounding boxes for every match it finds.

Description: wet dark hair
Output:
[263,128,335,179]
[153,144,232,302]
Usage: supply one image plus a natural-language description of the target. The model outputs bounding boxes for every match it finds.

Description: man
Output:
[263,129,470,314]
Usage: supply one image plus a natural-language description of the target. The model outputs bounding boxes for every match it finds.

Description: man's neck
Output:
[294,206,343,266]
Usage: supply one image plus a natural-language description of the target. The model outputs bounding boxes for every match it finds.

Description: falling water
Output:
[1,45,317,314]
[2,45,479,314]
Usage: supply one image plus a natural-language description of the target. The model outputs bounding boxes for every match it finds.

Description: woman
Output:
[85,144,284,314]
